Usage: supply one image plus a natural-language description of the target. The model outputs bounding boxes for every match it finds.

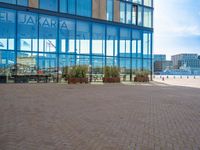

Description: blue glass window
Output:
[60,0,68,13]
[77,0,91,17]
[76,21,90,54]
[40,0,58,11]
[17,0,28,6]
[132,5,137,25]
[0,0,16,4]
[120,2,125,23]
[120,28,131,57]
[106,26,118,56]
[39,15,58,52]
[0,51,15,78]
[68,0,75,14]
[17,11,38,52]
[0,8,16,51]
[59,18,75,53]
[106,0,113,21]
[92,23,105,55]
[126,3,131,24]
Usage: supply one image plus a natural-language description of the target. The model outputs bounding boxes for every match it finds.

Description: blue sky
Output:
[154,0,200,59]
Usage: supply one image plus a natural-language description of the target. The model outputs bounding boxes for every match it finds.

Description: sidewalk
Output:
[154,77,200,88]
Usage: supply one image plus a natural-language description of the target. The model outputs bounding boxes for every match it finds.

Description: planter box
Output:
[134,76,149,82]
[103,77,120,83]
[68,78,88,84]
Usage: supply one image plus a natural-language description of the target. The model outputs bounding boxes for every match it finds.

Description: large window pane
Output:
[77,0,91,17]
[132,5,137,25]
[106,26,118,56]
[143,32,151,59]
[0,51,15,75]
[59,18,75,53]
[0,51,15,83]
[0,0,16,4]
[120,57,131,81]
[38,53,57,82]
[126,3,131,24]
[92,23,105,55]
[132,0,142,4]
[60,0,68,13]
[120,2,125,23]
[76,21,90,54]
[0,8,15,51]
[120,28,131,57]
[132,30,142,58]
[144,8,152,28]
[18,12,38,52]
[106,57,118,67]
[138,6,143,26]
[17,0,28,6]
[40,0,58,11]
[39,15,58,53]
[106,0,113,21]
[144,0,152,7]
[68,0,75,14]
[92,56,105,81]
[17,52,37,75]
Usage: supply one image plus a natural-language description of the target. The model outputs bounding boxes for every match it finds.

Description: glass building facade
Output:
[0,0,153,83]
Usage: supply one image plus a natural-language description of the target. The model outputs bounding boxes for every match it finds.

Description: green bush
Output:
[111,67,120,78]
[68,66,88,78]
[104,66,120,78]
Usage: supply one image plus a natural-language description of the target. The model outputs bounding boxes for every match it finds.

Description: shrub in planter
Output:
[67,66,88,84]
[103,66,120,83]
[134,70,149,82]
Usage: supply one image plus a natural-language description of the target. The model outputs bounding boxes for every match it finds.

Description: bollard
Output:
[162,77,164,81]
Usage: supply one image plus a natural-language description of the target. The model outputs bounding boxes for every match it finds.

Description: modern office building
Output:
[153,54,166,62]
[171,54,198,69]
[0,0,153,83]
[154,60,173,74]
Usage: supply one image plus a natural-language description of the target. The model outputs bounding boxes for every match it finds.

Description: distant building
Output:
[154,60,173,74]
[153,54,166,62]
[178,59,200,69]
[171,54,198,69]
[153,54,167,73]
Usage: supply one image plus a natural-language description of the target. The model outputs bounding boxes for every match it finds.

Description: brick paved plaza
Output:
[1,83,200,150]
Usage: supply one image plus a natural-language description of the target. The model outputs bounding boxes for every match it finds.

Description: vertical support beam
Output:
[141,31,144,71]
[150,32,153,81]
[37,13,40,83]
[117,27,120,70]
[89,22,93,82]
[74,20,77,65]
[14,10,18,77]
[130,29,133,81]
[105,24,107,66]
[56,17,60,83]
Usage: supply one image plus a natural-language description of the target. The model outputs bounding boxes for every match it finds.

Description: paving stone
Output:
[0,83,200,149]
